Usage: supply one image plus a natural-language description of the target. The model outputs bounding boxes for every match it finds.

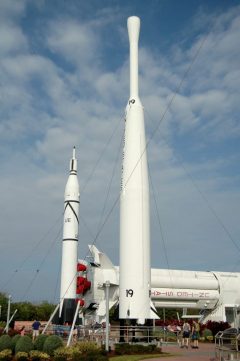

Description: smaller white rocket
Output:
[59,147,79,323]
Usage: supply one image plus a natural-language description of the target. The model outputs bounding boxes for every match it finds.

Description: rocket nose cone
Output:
[127,16,140,43]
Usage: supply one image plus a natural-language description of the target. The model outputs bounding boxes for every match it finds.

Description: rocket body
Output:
[59,148,79,323]
[119,16,151,323]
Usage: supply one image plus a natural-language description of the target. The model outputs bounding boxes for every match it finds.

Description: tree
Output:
[13,302,37,321]
[0,293,9,321]
[12,301,55,321]
[35,301,55,320]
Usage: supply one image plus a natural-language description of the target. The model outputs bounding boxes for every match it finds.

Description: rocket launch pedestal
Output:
[59,147,80,324]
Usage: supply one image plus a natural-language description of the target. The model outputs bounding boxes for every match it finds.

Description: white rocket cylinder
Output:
[128,16,140,99]
[59,147,79,323]
[119,16,151,323]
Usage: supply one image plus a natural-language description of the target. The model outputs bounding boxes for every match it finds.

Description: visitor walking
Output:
[32,320,41,340]
[191,320,200,348]
[181,321,191,348]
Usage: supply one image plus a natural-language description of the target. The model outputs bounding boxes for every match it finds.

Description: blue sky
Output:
[0,0,239,303]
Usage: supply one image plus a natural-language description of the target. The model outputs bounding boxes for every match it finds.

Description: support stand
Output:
[119,319,125,343]
[67,301,80,347]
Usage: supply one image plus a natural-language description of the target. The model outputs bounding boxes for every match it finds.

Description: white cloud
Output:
[47,20,97,62]
[0,24,28,55]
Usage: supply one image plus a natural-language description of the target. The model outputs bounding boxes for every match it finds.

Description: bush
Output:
[0,349,12,361]
[65,343,108,361]
[43,335,63,356]
[202,328,213,342]
[53,347,71,361]
[115,343,161,355]
[34,335,48,351]
[0,335,12,352]
[11,334,21,353]
[54,347,82,361]
[8,329,19,337]
[75,342,98,354]
[16,352,29,361]
[29,350,50,361]
[79,350,108,361]
[15,336,34,353]
[205,321,230,336]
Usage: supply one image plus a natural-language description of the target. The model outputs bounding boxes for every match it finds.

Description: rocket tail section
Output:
[58,299,77,325]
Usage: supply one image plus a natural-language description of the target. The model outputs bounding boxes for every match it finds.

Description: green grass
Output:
[109,353,174,360]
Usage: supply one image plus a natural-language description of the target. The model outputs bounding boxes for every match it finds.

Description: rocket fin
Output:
[88,245,115,269]
[150,301,160,319]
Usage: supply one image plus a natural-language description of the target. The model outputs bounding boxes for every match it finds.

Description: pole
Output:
[163,308,166,342]
[67,301,81,347]
[6,295,11,333]
[4,309,17,333]
[105,281,110,352]
[234,306,237,328]
[42,303,60,334]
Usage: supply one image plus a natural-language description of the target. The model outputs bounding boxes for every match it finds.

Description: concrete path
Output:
[140,342,216,361]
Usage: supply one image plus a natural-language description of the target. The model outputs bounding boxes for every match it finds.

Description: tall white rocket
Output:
[119,16,151,323]
[59,147,79,323]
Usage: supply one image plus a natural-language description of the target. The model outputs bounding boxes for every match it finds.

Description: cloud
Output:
[0,2,240,301]
[47,20,99,66]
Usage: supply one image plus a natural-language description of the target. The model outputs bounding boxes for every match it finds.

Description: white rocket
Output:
[119,16,152,324]
[59,147,79,323]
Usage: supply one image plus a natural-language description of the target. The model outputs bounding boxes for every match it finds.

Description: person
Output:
[181,320,191,348]
[20,326,25,336]
[191,320,200,348]
[32,320,41,340]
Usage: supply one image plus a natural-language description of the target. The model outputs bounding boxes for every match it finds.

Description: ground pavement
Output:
[140,342,216,361]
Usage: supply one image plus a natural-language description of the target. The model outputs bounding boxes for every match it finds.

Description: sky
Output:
[0,0,240,303]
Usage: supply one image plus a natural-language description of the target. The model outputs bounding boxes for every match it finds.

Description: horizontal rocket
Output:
[119,16,152,324]
[59,147,80,324]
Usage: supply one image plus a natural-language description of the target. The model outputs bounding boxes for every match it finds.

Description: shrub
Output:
[53,347,71,361]
[79,350,108,361]
[202,328,214,342]
[11,334,21,353]
[115,343,161,355]
[70,346,83,361]
[29,350,50,361]
[206,336,213,341]
[0,349,12,361]
[34,335,48,351]
[43,335,63,356]
[54,346,82,361]
[75,342,98,353]
[15,336,34,353]
[205,321,230,336]
[16,352,29,361]
[64,343,108,361]
[8,329,19,337]
[0,335,12,352]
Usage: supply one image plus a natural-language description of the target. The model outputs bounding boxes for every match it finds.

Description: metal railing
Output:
[215,329,240,361]
[40,324,180,346]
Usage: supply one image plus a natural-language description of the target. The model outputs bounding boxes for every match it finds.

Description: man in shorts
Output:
[32,320,41,340]
[181,321,191,348]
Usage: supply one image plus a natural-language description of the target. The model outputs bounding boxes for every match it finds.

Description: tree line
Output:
[0,293,55,323]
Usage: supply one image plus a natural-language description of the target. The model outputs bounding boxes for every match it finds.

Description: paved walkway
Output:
[140,342,216,361]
